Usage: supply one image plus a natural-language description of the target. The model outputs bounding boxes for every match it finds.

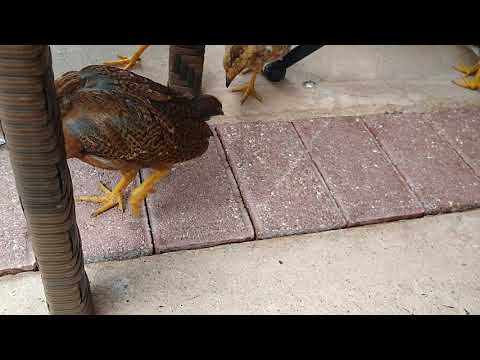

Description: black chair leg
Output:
[263,45,324,82]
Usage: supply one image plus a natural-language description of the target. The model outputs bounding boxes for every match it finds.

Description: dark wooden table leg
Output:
[0,45,93,315]
[168,45,206,97]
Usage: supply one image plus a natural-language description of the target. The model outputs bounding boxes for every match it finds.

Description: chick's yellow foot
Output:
[77,182,126,217]
[128,168,171,217]
[453,76,480,90]
[231,72,262,105]
[77,170,137,217]
[452,61,480,90]
[104,45,150,70]
[453,62,480,76]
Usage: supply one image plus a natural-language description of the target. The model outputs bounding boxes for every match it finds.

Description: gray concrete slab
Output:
[1,209,479,315]
[51,45,480,122]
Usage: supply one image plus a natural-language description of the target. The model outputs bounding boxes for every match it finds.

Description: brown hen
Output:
[224,45,290,104]
[56,65,223,217]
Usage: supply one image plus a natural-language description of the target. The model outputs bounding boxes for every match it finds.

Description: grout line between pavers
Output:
[290,120,349,228]
[214,126,257,240]
[428,117,480,182]
[360,117,427,215]
[139,170,156,256]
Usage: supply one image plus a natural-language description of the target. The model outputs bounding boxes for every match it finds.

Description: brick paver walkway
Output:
[1,108,479,276]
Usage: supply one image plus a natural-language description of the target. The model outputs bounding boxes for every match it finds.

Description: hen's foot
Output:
[77,170,137,217]
[231,71,262,104]
[104,45,150,70]
[78,182,126,217]
[128,168,171,217]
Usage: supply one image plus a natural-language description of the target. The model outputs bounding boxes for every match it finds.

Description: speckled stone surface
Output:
[294,117,425,226]
[0,148,35,276]
[365,113,480,214]
[145,134,254,252]
[428,108,480,177]
[68,159,153,263]
[217,122,346,239]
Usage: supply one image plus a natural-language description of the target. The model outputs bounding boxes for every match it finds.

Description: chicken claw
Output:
[104,45,150,70]
[231,71,262,104]
[452,62,480,90]
[128,168,171,217]
[77,170,137,217]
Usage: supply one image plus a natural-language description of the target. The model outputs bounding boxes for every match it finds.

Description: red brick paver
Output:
[428,108,480,177]
[217,122,346,239]
[145,134,254,252]
[2,109,480,274]
[294,117,424,226]
[364,112,480,214]
[69,159,153,263]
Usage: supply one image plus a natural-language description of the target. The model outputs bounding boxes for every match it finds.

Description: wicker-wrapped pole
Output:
[0,45,93,314]
[168,45,206,97]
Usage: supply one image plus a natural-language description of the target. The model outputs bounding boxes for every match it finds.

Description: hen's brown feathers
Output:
[57,65,222,171]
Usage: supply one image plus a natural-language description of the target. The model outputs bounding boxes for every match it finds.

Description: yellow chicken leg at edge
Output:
[453,61,480,90]
[77,169,138,217]
[128,168,171,217]
[231,71,262,104]
[104,45,150,70]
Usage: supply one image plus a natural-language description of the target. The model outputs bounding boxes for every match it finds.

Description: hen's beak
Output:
[226,77,232,88]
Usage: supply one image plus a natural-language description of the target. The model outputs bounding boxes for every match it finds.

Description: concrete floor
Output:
[1,45,479,314]
[2,210,479,315]
[51,45,480,122]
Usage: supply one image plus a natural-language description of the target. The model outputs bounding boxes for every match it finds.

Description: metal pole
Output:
[0,45,93,314]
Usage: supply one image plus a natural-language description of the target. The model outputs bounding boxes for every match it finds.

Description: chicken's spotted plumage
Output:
[56,65,223,217]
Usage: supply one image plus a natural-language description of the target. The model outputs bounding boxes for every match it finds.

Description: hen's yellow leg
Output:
[128,168,171,217]
[78,169,138,217]
[104,45,150,70]
[231,71,262,104]
[453,61,480,90]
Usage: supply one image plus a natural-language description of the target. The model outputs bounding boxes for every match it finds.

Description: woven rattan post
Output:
[168,45,206,97]
[0,45,93,314]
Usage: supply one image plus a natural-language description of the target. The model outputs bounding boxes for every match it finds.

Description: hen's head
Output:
[193,94,224,118]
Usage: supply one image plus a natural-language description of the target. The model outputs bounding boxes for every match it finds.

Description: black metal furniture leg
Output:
[263,45,324,82]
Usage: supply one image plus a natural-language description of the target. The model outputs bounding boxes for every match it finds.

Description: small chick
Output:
[224,45,290,104]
